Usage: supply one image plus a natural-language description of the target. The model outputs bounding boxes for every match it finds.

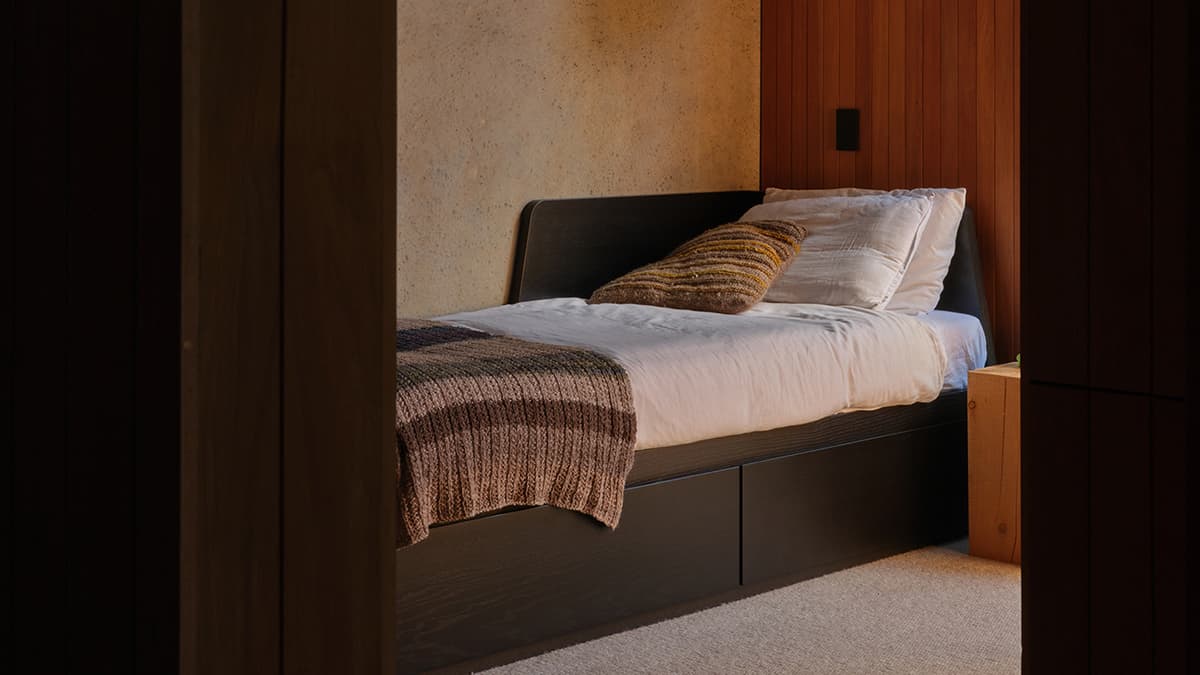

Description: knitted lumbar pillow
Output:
[588,220,808,314]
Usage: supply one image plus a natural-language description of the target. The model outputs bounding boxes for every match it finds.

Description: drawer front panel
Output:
[395,466,740,673]
[742,423,967,585]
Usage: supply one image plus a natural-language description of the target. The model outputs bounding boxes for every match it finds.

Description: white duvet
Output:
[439,298,953,450]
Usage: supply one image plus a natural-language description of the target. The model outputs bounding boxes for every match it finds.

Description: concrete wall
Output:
[397,0,760,316]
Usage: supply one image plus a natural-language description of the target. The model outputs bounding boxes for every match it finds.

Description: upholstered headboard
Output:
[509,191,995,365]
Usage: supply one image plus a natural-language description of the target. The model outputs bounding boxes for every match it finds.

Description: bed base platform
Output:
[395,191,993,673]
[396,394,968,673]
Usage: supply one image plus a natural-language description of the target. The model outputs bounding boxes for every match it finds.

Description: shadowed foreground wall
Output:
[397,0,759,316]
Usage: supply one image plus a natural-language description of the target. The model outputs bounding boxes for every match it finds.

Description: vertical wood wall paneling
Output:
[1010,0,1020,352]
[791,2,808,188]
[920,0,940,188]
[1088,1,1153,394]
[867,0,888,188]
[853,0,871,187]
[820,2,839,186]
[811,0,830,184]
[957,0,978,244]
[975,0,996,335]
[761,0,778,188]
[886,0,905,189]
[904,0,923,188]
[180,0,283,669]
[837,1,856,187]
[281,0,397,671]
[993,0,1016,374]
[761,0,1021,362]
[778,0,794,189]
[939,0,959,193]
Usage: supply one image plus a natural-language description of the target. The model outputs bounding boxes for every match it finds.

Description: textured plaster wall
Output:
[397,0,760,316]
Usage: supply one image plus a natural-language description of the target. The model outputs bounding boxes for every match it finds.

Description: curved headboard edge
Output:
[935,207,997,365]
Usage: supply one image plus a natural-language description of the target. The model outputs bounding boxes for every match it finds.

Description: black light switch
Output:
[835,108,860,151]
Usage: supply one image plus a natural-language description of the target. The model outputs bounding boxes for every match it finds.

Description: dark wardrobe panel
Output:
[1088,392,1153,671]
[1088,2,1154,394]
[1151,0,1188,399]
[1020,0,1090,387]
[1152,398,1187,672]
[1021,383,1090,672]
[1023,3,1192,669]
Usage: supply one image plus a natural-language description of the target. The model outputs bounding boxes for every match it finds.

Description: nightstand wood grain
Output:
[967,362,1021,564]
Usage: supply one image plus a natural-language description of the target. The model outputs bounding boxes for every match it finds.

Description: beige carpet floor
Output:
[481,547,1020,675]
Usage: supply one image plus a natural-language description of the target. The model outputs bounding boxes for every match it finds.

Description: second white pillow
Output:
[740,193,933,309]
[765,186,968,314]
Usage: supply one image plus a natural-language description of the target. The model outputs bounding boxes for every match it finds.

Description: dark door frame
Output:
[180,0,396,672]
[4,0,395,672]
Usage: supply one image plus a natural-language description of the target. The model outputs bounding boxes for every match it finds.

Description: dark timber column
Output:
[281,0,397,672]
[181,0,395,671]
[180,0,283,671]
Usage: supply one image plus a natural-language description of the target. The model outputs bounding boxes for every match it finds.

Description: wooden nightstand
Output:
[967,362,1021,564]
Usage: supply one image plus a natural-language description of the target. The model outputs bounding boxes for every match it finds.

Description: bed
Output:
[395,190,994,673]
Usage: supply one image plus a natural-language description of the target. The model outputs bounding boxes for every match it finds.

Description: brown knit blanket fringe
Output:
[395,319,637,546]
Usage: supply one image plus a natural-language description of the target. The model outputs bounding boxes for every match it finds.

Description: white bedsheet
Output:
[440,298,984,450]
[920,310,988,392]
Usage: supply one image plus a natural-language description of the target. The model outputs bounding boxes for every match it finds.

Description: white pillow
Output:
[764,187,967,314]
[740,194,932,308]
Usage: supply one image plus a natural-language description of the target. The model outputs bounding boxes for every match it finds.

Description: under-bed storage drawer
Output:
[395,467,740,673]
[741,423,967,585]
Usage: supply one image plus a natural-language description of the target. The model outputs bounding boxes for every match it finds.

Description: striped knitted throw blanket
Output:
[395,319,637,546]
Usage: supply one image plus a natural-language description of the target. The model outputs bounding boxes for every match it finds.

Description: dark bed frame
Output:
[395,191,994,674]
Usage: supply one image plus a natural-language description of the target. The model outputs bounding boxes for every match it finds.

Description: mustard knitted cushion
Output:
[588,219,808,314]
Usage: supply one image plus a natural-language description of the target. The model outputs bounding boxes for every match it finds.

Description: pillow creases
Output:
[588,219,808,314]
[740,193,933,308]
[764,186,967,314]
